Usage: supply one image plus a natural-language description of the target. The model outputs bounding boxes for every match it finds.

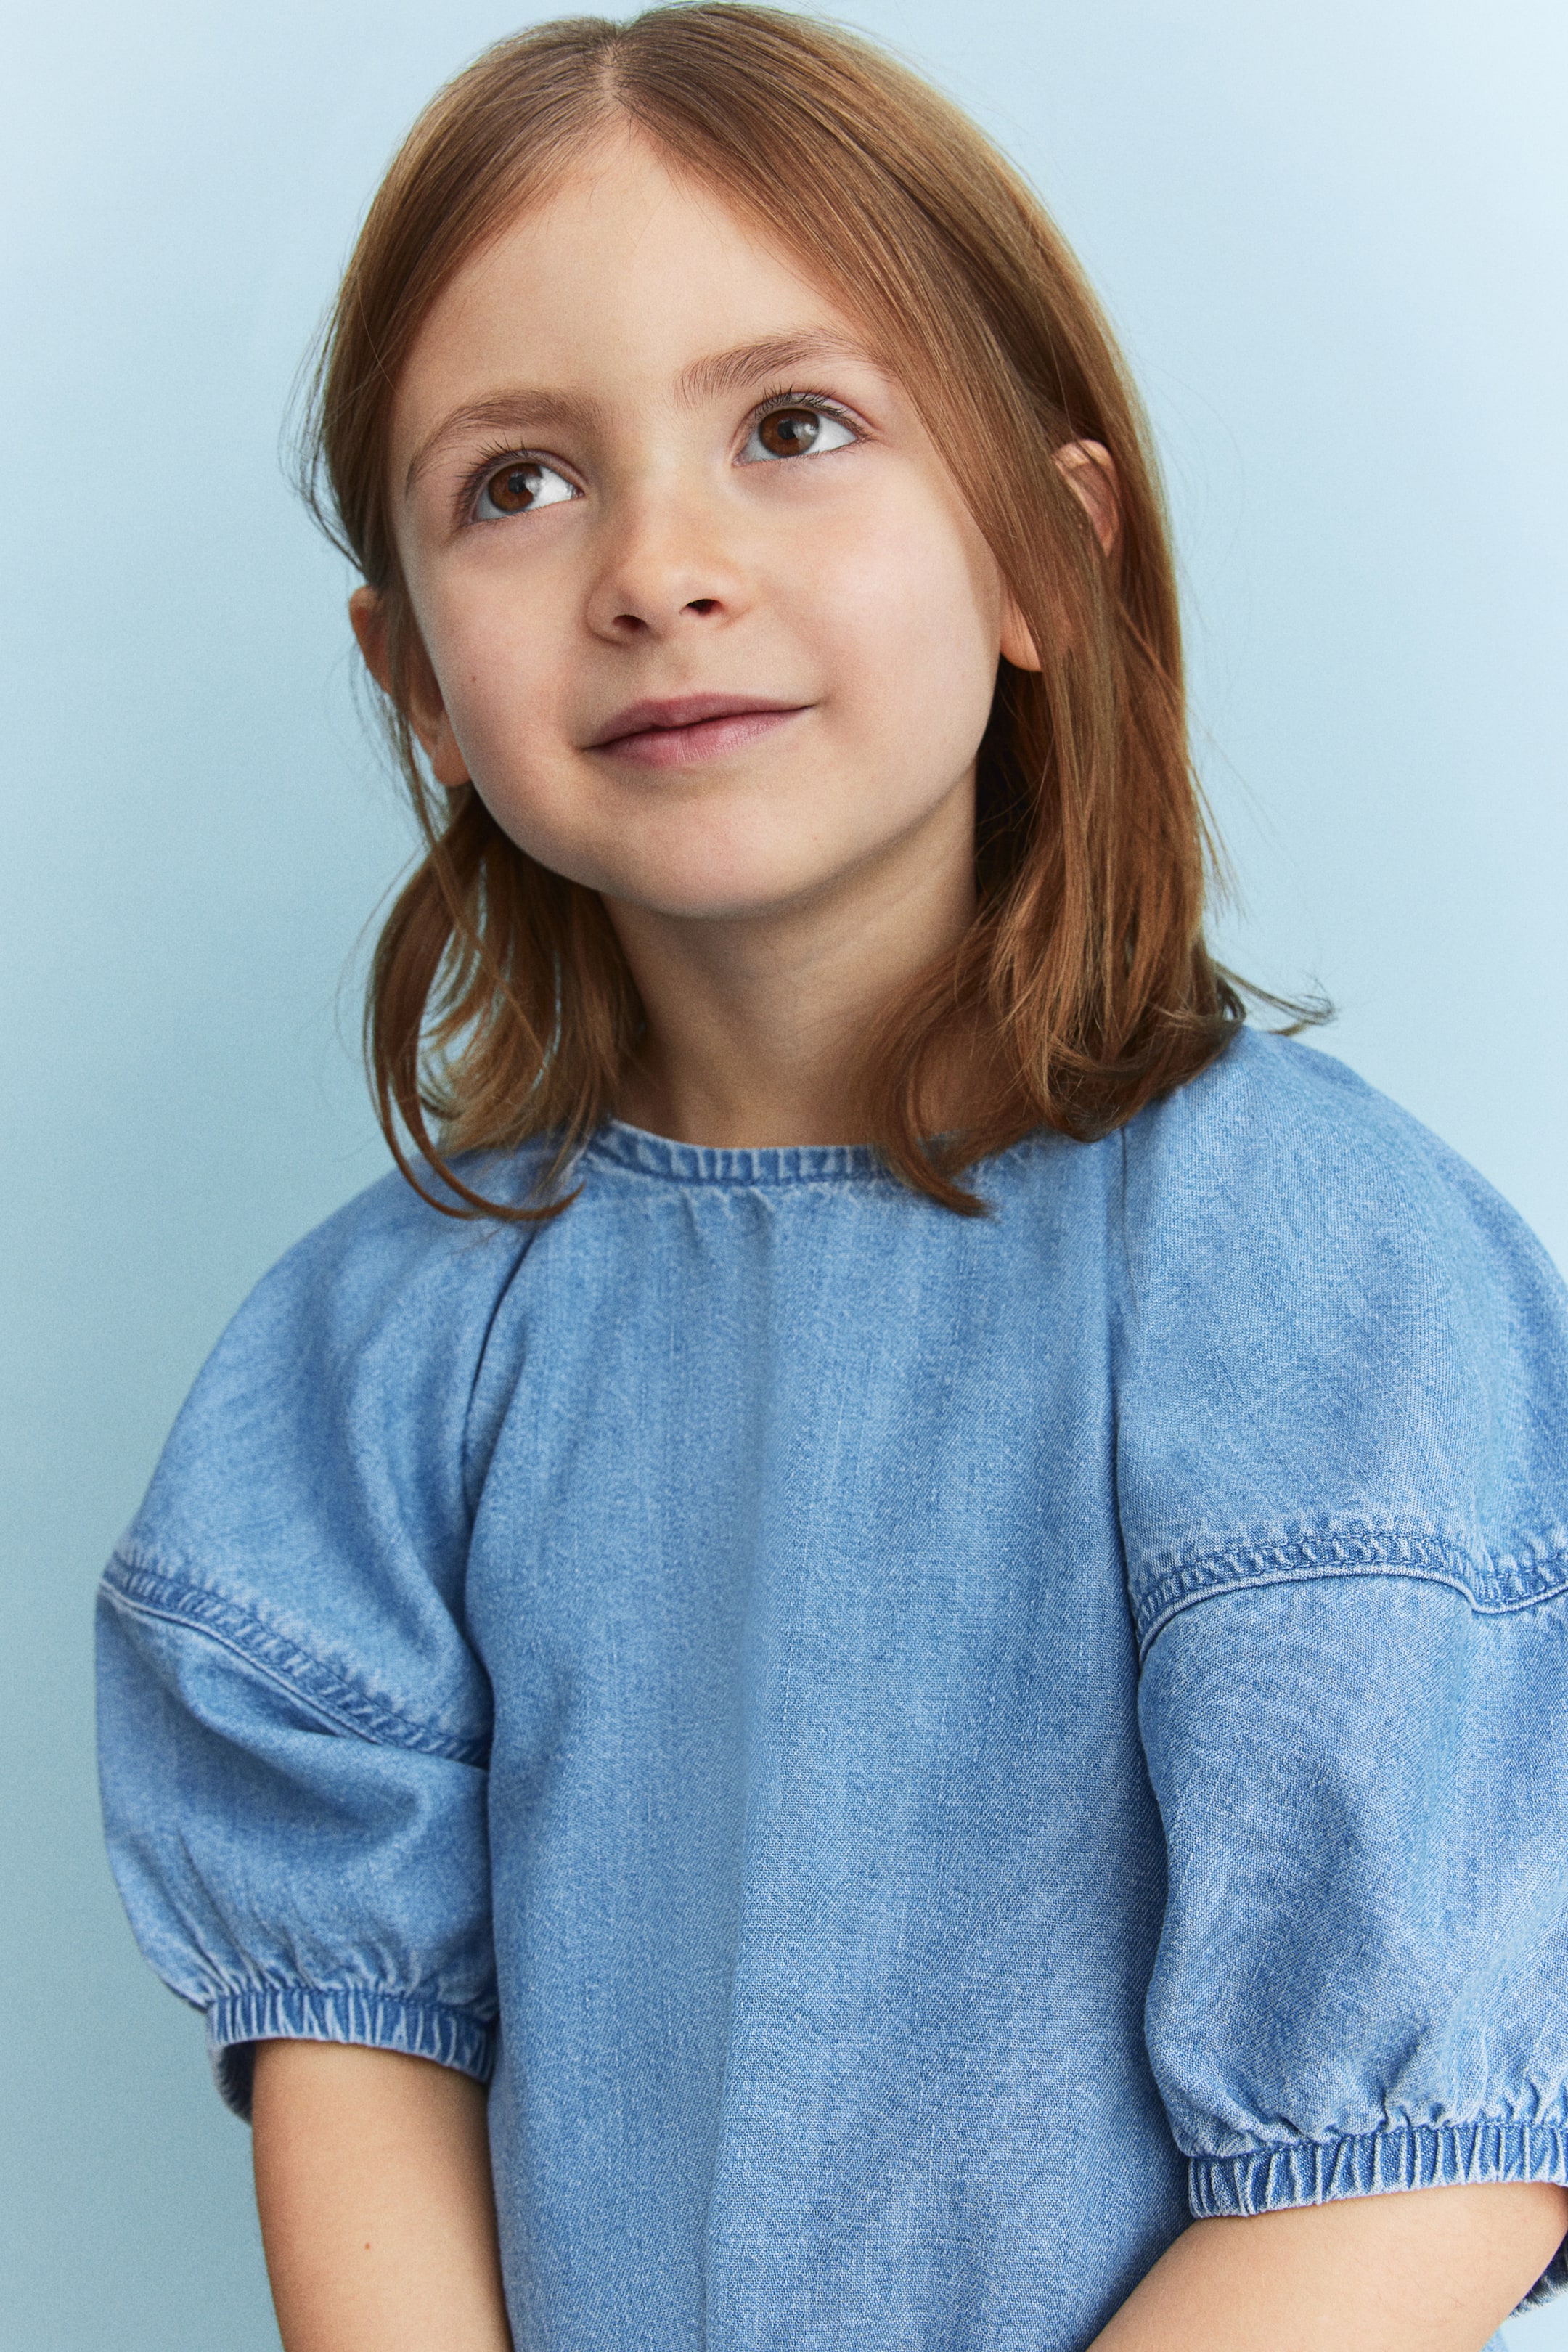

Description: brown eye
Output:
[757,407,822,458]
[741,403,857,466]
[473,455,576,520]
[488,462,541,512]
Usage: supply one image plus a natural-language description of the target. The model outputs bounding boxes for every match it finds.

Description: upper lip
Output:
[587,693,807,748]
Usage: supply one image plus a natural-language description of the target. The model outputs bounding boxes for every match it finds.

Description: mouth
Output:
[587,693,809,770]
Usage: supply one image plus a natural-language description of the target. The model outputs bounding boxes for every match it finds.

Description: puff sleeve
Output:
[95,1168,535,2117]
[1116,1035,1568,2306]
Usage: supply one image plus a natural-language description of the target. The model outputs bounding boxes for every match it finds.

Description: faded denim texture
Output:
[97,1030,1568,2348]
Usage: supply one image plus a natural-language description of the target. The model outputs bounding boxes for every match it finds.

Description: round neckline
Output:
[584,1117,887,1187]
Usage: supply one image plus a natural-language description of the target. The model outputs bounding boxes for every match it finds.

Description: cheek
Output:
[801,495,1003,764]
[408,567,618,883]
[415,569,570,772]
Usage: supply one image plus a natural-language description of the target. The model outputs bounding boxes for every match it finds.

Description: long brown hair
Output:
[302,4,1273,1217]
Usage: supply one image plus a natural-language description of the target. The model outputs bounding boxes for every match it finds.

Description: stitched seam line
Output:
[1136,1532,1568,1659]
[99,1554,487,1765]
[208,1984,497,2045]
[1190,2118,1568,2213]
[205,1986,497,2122]
[587,1154,885,1189]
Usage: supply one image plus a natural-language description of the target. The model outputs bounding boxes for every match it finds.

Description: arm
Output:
[1090,2181,1568,2351]
[252,2041,514,2352]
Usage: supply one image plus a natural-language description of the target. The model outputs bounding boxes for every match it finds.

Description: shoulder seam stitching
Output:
[99,1553,489,1765]
[1136,1532,1568,1660]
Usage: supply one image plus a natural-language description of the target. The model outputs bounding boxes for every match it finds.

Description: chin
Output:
[590,839,859,925]
[616,878,830,924]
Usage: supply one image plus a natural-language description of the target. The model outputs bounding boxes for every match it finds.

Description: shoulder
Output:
[232,1146,553,1359]
[125,1145,556,1596]
[1128,1023,1450,1212]
[1114,1028,1568,1634]
[1123,1024,1562,1320]
[179,1142,568,1447]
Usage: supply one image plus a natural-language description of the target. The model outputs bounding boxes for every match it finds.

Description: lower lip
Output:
[592,707,806,769]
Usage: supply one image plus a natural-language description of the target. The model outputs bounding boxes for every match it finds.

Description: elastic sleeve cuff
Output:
[1191,2121,1568,2308]
[206,1986,497,2121]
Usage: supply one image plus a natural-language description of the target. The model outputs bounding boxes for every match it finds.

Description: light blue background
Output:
[1,1,1563,2343]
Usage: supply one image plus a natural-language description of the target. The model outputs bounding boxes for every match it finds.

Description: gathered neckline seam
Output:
[583,1143,886,1187]
[579,1120,1060,1189]
[581,1119,886,1187]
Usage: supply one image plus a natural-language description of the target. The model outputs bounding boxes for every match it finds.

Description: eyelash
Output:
[458,439,562,526]
[746,385,863,444]
[457,387,865,524]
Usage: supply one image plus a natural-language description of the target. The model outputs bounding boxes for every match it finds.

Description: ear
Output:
[1055,438,1119,558]
[998,441,1122,673]
[999,589,1042,674]
[348,586,470,789]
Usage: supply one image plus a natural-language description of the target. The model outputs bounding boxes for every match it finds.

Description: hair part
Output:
[301,3,1309,1220]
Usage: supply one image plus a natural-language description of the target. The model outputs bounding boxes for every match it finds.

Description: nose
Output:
[582,479,751,642]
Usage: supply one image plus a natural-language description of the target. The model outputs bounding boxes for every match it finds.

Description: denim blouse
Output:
[97,1029,1568,2348]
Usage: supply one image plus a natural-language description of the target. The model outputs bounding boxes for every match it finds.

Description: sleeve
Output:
[95,1170,533,2118]
[1115,1034,1568,2308]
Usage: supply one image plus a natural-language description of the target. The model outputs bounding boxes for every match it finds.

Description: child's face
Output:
[367,133,1033,928]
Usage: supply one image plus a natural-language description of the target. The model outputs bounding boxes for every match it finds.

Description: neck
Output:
[603,786,979,1149]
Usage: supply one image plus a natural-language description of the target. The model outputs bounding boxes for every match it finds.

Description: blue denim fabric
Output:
[96,1030,1568,2347]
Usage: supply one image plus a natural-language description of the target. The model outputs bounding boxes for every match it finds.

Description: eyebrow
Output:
[402,330,878,501]
[678,329,873,406]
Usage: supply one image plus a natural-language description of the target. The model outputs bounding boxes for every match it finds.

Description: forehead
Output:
[393,132,865,436]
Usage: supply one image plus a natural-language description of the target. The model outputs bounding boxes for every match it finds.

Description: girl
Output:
[96,9,1568,2348]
